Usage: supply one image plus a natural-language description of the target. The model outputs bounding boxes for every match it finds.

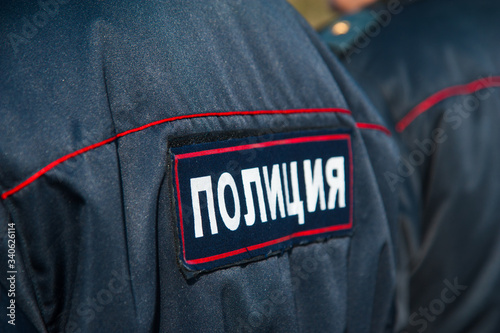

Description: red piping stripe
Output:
[185,223,353,265]
[0,108,388,200]
[175,134,351,159]
[396,76,500,133]
[356,122,392,136]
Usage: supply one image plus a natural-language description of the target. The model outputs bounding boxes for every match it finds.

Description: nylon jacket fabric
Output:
[1,1,398,332]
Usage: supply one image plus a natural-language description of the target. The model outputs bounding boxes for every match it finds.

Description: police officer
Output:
[322,0,500,331]
[1,1,398,331]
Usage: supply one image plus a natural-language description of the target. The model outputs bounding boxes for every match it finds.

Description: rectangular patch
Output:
[171,130,353,274]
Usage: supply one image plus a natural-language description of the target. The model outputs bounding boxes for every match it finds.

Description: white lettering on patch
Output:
[189,157,346,238]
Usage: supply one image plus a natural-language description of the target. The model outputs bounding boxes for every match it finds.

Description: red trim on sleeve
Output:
[395,76,500,133]
[356,122,392,136]
[0,107,389,200]
[0,108,346,199]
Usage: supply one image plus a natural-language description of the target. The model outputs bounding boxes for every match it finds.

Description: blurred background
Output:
[288,0,338,30]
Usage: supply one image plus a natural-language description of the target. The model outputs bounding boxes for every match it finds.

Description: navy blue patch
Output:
[171,130,353,273]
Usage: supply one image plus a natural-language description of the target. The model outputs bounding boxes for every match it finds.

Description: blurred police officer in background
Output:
[1,0,398,331]
[321,0,500,332]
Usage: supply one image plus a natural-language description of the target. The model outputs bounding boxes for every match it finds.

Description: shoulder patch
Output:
[171,130,353,276]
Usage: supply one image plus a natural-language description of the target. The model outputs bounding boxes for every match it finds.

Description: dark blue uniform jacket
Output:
[322,0,500,331]
[1,1,397,332]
